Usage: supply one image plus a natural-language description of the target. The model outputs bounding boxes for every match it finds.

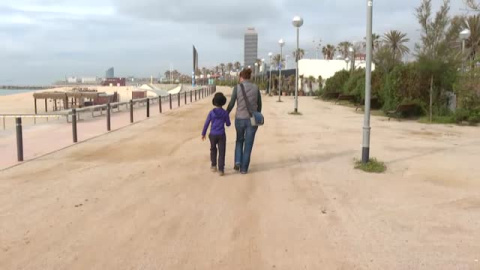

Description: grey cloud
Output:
[113,0,281,25]
[0,0,471,85]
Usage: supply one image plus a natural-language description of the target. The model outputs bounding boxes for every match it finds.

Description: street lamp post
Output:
[278,38,285,102]
[268,52,273,95]
[349,46,355,73]
[362,0,373,163]
[292,16,304,113]
[254,62,258,83]
[460,29,471,73]
[261,58,265,85]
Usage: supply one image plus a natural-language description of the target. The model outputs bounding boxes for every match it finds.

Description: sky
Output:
[0,0,469,85]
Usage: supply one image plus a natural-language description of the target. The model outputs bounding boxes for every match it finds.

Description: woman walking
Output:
[226,68,262,174]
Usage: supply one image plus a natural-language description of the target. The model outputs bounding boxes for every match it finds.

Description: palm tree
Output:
[272,54,285,69]
[234,61,241,71]
[383,30,410,61]
[227,62,233,80]
[463,15,480,62]
[293,48,305,61]
[322,44,336,60]
[338,41,353,59]
[220,63,226,77]
[363,33,382,51]
[307,76,316,95]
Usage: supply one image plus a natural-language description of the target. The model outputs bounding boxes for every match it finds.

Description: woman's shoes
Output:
[211,166,217,172]
[233,164,240,171]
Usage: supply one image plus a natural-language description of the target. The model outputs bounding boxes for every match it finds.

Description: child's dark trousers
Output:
[209,134,226,172]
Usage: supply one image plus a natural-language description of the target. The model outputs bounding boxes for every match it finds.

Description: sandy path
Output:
[0,87,479,269]
[0,91,204,169]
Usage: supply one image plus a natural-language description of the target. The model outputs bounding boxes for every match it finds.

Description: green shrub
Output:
[354,158,387,173]
[467,113,480,124]
[324,70,350,93]
[453,108,480,125]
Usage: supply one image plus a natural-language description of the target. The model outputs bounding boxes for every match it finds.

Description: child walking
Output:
[202,92,231,176]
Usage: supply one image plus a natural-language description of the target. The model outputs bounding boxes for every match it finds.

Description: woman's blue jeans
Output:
[235,119,258,172]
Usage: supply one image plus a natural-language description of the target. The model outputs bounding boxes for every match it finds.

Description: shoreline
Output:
[0,85,53,90]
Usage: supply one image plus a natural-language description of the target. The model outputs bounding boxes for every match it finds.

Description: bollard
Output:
[16,118,23,162]
[195,90,197,101]
[72,109,78,143]
[130,100,134,123]
[169,94,172,110]
[159,96,162,113]
[190,91,192,103]
[185,91,187,104]
[146,98,150,118]
[107,103,111,131]
[178,93,181,107]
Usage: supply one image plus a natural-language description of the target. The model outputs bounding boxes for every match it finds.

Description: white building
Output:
[81,77,98,84]
[298,59,375,83]
[67,77,79,84]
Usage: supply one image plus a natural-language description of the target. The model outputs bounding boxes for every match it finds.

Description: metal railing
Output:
[2,86,216,163]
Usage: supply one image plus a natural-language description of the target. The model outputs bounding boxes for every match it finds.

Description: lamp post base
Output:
[362,147,370,163]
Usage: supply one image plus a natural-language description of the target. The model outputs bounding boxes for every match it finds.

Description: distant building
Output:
[101,78,126,87]
[81,77,98,84]
[67,77,79,84]
[106,67,115,79]
[244,28,258,69]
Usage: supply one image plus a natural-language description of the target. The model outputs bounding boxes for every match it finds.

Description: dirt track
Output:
[1,87,479,269]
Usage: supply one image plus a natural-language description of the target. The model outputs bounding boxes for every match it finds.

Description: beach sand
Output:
[0,87,479,269]
[0,85,181,130]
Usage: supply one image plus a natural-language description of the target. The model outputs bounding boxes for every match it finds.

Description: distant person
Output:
[202,92,231,176]
[227,68,262,174]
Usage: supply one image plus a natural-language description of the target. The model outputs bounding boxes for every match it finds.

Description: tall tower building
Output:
[106,67,115,79]
[244,28,258,69]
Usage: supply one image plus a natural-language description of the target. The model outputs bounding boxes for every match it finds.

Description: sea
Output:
[0,89,36,96]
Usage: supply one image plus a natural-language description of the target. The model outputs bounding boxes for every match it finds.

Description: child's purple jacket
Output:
[202,108,231,136]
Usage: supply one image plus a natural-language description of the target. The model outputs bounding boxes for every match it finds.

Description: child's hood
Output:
[211,108,227,119]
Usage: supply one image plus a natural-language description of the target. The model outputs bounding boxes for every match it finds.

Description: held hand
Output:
[202,136,206,141]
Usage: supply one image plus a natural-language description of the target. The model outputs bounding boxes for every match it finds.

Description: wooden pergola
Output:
[33,91,117,114]
[33,92,69,114]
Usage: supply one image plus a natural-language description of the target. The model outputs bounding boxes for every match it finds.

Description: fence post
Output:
[195,90,197,101]
[146,98,150,118]
[159,96,162,113]
[16,118,23,162]
[178,93,180,107]
[72,109,78,143]
[169,94,172,110]
[130,100,134,123]
[107,103,111,131]
[190,91,192,103]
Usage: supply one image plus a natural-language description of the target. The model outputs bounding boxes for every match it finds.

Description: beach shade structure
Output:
[33,92,69,113]
[33,90,116,113]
